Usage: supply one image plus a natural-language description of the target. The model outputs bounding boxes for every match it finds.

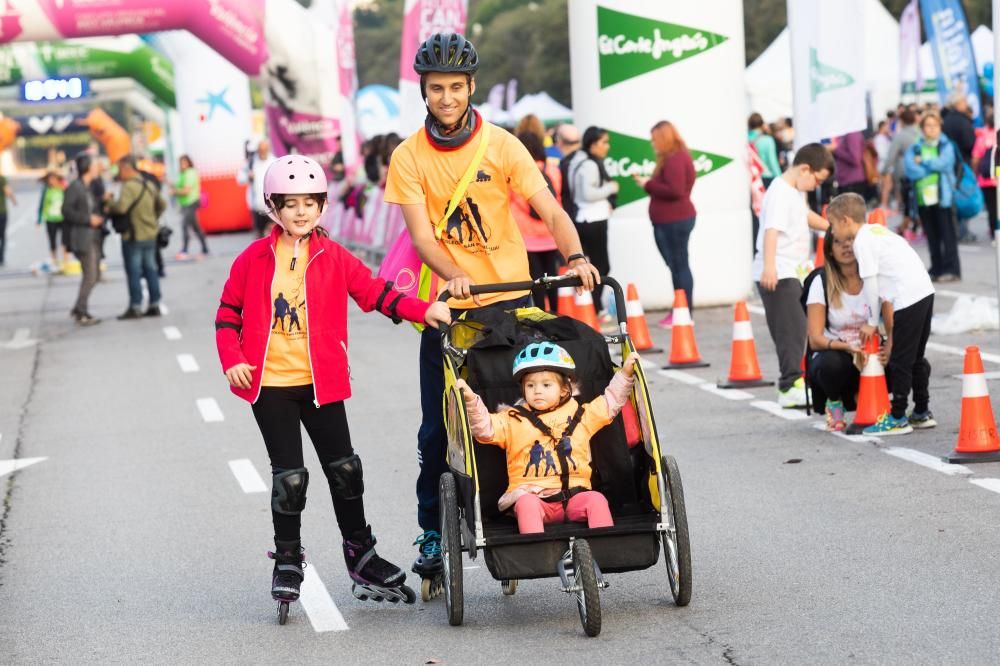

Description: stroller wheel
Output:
[661,455,692,606]
[501,579,518,596]
[572,539,601,637]
[439,472,464,626]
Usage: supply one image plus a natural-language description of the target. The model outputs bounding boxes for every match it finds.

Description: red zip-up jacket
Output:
[215,226,431,406]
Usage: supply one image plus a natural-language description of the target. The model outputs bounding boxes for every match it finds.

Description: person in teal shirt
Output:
[37,170,66,269]
[169,154,208,259]
[748,113,781,180]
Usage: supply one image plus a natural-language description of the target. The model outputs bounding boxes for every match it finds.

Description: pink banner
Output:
[336,0,360,164]
[266,106,341,175]
[1,0,267,75]
[398,0,468,84]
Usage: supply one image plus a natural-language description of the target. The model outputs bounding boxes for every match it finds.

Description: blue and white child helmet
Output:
[512,342,576,382]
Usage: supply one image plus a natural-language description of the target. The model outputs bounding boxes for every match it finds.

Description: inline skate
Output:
[411,529,444,601]
[343,526,416,604]
[268,539,305,625]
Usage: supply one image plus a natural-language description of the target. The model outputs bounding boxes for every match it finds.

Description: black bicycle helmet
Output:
[413,32,479,75]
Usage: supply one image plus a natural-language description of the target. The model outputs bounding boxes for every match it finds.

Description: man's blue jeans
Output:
[121,239,161,308]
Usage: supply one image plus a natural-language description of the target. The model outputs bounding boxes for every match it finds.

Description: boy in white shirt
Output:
[753,143,834,407]
[829,193,936,435]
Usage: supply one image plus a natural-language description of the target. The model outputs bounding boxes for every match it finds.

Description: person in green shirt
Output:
[169,154,208,259]
[37,171,66,270]
[0,171,17,267]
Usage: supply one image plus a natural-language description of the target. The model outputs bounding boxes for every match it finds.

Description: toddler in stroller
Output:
[455,341,638,534]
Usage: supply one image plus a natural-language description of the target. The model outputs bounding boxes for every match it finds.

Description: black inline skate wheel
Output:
[661,455,692,607]
[501,579,518,596]
[572,539,601,637]
[439,472,464,626]
[277,601,289,625]
[401,585,417,604]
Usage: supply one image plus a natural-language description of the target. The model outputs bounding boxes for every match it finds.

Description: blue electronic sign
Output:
[21,77,89,102]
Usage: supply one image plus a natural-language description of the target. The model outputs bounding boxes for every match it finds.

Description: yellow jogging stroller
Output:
[435,274,691,637]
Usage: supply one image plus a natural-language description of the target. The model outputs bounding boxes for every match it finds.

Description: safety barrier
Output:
[323,185,406,266]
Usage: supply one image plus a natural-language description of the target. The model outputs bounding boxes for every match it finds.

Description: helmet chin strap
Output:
[283,225,315,270]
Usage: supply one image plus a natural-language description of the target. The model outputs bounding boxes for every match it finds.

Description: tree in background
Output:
[355,0,570,109]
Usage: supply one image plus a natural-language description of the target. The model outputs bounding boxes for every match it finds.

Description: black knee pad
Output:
[325,454,364,500]
[272,468,309,515]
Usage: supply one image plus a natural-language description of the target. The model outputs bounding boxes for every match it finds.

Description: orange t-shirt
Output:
[383,119,549,307]
[262,240,313,387]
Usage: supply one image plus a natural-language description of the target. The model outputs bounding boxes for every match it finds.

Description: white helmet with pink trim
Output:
[263,154,328,223]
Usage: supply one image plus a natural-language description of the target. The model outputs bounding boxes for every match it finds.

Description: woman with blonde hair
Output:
[804,229,893,431]
[633,120,696,326]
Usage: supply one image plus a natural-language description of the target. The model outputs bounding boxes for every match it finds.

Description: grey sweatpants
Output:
[757,278,806,391]
[73,234,102,315]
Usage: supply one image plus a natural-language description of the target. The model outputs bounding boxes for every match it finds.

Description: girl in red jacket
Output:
[215,155,450,613]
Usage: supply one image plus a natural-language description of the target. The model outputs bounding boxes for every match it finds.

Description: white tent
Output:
[509,92,573,124]
[745,0,900,121]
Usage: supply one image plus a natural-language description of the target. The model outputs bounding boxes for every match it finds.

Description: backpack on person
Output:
[108,180,150,233]
[559,151,581,222]
[951,139,984,220]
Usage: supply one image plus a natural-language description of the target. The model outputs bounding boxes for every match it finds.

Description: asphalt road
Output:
[3,178,1000,664]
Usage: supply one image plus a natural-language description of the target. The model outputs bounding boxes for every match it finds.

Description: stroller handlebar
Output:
[436,274,628,328]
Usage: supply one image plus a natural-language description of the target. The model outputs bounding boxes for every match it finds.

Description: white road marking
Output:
[159,302,170,315]
[639,359,657,370]
[657,369,703,385]
[177,354,200,373]
[700,383,754,401]
[0,457,47,477]
[970,478,1000,494]
[811,421,881,443]
[299,564,349,632]
[883,447,972,476]
[163,326,182,340]
[1,328,37,350]
[463,566,480,570]
[925,342,1000,364]
[935,289,997,304]
[196,397,224,422]
[746,304,766,316]
[228,459,267,493]
[750,400,811,420]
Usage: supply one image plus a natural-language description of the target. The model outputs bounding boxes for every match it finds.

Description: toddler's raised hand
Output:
[623,354,640,376]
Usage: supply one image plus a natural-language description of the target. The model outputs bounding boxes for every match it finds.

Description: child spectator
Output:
[752,143,834,407]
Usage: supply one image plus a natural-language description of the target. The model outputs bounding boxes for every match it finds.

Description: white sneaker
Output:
[777,378,808,408]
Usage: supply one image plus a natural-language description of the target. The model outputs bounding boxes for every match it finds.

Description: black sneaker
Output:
[143,305,162,317]
[909,411,937,429]
[117,307,142,320]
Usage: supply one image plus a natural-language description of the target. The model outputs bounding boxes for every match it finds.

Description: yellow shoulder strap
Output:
[433,122,492,240]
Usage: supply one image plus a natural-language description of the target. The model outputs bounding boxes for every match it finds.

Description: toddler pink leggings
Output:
[513,491,613,534]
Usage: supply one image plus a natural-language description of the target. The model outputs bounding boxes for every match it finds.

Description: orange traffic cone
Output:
[868,208,887,226]
[814,233,825,268]
[718,301,772,388]
[556,267,577,318]
[847,335,892,434]
[944,346,1000,463]
[625,283,660,352]
[574,289,601,332]
[663,289,708,369]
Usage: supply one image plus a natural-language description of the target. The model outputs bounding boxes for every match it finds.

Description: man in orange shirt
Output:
[383,32,598,595]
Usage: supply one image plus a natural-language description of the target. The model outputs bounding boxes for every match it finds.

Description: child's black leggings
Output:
[252,385,367,542]
[887,295,934,419]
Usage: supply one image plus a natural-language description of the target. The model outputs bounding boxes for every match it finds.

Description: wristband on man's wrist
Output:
[566,253,588,264]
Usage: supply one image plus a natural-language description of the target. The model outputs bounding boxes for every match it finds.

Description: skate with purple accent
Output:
[268,539,306,625]
[344,526,416,604]
[412,529,444,601]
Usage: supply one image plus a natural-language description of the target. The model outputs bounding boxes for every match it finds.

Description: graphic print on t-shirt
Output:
[272,280,306,340]
[443,195,492,250]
